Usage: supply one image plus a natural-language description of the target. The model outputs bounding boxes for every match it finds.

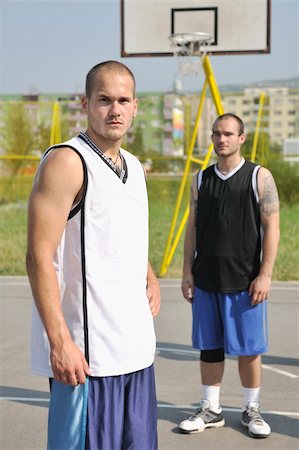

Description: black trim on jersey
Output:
[68,150,88,220]
[256,166,261,201]
[41,144,88,220]
[78,132,128,183]
[80,178,89,364]
[42,143,90,362]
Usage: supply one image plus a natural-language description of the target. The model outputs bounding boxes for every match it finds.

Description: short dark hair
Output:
[213,113,245,135]
[85,61,136,98]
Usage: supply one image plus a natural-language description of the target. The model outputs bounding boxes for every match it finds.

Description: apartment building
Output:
[193,86,299,151]
[1,85,298,158]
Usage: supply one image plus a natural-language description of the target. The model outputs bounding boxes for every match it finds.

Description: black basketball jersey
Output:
[192,160,261,293]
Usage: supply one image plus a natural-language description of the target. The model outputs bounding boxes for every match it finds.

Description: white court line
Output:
[157,404,299,417]
[157,346,199,356]
[157,347,299,379]
[0,397,48,402]
[262,364,298,379]
[0,397,298,418]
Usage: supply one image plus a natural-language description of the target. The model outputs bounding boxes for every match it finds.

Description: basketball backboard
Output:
[121,0,271,57]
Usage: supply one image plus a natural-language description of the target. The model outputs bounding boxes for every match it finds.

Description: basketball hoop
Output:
[169,32,213,78]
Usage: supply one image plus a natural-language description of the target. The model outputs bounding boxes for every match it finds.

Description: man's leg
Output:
[200,352,225,411]
[178,350,225,433]
[238,354,261,389]
[220,291,270,437]
[201,359,225,385]
[178,289,226,433]
[238,354,270,438]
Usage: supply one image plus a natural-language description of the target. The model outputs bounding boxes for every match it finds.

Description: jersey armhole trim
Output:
[42,144,88,220]
[252,165,261,204]
[197,171,203,191]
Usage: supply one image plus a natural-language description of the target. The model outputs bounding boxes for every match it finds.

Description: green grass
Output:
[0,176,298,280]
[0,202,28,275]
[272,203,299,281]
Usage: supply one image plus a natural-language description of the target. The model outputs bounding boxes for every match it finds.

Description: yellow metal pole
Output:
[184,99,191,155]
[202,56,224,116]
[0,155,40,161]
[166,205,190,266]
[201,142,214,170]
[251,92,266,163]
[164,141,214,268]
[50,101,61,146]
[159,80,208,276]
[160,56,224,276]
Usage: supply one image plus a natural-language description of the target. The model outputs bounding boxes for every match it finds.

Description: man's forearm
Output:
[259,224,280,278]
[26,255,70,347]
[183,221,196,276]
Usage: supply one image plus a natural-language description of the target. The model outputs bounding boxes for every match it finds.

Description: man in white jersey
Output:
[178,113,280,439]
[27,61,160,450]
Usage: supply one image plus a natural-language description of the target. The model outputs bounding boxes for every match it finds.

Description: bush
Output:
[267,159,299,205]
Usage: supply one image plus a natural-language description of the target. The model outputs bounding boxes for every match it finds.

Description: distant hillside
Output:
[219,77,299,92]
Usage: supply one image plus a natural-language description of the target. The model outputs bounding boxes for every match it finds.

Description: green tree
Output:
[36,121,51,154]
[0,102,35,173]
[35,116,70,155]
[128,125,145,157]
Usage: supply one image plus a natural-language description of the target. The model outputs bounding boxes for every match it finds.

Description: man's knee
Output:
[200,348,225,363]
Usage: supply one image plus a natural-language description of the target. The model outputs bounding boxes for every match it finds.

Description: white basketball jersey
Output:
[31,136,156,377]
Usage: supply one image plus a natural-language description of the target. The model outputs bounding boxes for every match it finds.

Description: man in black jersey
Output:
[178,113,280,438]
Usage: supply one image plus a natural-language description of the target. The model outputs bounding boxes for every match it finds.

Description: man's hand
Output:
[181,274,194,303]
[146,262,161,318]
[249,273,271,305]
[50,337,91,386]
[147,277,161,318]
[146,280,161,317]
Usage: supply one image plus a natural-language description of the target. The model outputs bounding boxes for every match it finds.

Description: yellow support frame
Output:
[159,55,224,276]
[251,92,266,163]
[50,101,62,146]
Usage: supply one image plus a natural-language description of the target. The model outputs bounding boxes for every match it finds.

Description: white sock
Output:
[202,385,221,411]
[243,387,261,406]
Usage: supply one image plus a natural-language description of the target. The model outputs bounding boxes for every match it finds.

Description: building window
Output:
[273,98,283,105]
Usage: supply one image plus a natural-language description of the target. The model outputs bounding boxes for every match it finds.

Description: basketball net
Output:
[169,32,212,79]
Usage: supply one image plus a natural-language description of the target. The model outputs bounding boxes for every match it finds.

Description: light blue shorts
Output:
[192,287,268,355]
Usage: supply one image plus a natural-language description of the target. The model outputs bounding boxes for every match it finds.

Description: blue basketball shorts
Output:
[48,365,157,450]
[86,364,158,450]
[192,288,268,355]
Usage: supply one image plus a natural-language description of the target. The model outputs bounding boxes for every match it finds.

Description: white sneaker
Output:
[241,402,271,438]
[178,399,225,434]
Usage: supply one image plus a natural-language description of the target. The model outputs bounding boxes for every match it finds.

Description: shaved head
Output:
[85,61,136,98]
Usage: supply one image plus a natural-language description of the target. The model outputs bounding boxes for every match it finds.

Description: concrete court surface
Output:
[0,276,298,450]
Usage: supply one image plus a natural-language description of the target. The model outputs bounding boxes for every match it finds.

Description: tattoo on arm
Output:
[259,173,279,216]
